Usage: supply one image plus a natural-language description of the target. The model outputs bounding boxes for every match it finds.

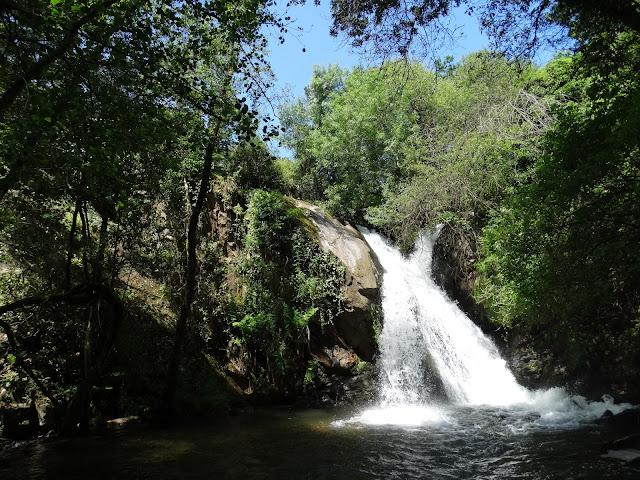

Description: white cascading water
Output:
[367,226,529,407]
[342,227,631,428]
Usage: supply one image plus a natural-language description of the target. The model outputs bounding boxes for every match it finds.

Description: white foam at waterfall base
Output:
[336,227,632,428]
[524,389,631,427]
[337,404,452,428]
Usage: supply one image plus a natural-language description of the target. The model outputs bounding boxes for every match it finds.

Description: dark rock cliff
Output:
[431,225,495,337]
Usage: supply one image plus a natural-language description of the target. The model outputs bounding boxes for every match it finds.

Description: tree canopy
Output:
[281,53,550,232]
[1,0,640,431]
[329,0,640,59]
[0,0,289,426]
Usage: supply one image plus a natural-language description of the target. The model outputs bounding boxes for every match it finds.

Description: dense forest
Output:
[1,0,639,439]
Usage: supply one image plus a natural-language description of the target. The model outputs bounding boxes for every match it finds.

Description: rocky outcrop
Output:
[597,407,640,432]
[293,200,382,369]
[599,408,640,464]
[299,361,378,407]
[432,224,495,336]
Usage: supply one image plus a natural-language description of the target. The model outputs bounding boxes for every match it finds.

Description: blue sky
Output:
[261,2,491,155]
[261,1,557,156]
[264,2,490,100]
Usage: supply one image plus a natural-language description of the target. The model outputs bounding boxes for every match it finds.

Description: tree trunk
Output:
[78,305,94,434]
[164,121,221,414]
[66,199,81,290]
[94,214,109,283]
[79,203,90,280]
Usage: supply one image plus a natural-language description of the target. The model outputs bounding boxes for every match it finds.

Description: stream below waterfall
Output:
[0,406,638,479]
[1,228,638,479]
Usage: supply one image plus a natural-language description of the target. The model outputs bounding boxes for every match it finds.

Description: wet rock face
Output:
[294,200,382,366]
[300,362,379,407]
[431,224,494,335]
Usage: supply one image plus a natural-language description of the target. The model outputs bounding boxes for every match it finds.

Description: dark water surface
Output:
[1,405,638,479]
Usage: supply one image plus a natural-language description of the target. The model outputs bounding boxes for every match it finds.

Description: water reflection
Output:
[1,406,638,480]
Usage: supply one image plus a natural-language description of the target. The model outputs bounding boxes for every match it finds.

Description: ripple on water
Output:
[2,407,640,480]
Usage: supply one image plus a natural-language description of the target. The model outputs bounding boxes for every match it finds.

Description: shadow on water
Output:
[1,405,639,480]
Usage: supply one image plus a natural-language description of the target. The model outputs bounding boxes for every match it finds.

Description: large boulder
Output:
[597,406,640,433]
[293,200,382,368]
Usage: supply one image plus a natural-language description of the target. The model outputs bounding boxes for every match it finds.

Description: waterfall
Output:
[341,227,632,428]
[363,227,528,406]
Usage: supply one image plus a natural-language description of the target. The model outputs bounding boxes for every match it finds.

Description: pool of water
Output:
[1,404,638,479]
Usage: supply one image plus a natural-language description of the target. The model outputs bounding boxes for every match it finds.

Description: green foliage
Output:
[304,63,349,128]
[223,142,287,191]
[231,288,306,387]
[273,158,298,195]
[245,190,292,256]
[281,61,426,222]
[374,52,550,249]
[291,231,347,327]
[283,53,549,245]
[279,63,351,204]
[229,190,346,392]
[0,0,289,421]
[477,33,640,366]
[304,359,321,385]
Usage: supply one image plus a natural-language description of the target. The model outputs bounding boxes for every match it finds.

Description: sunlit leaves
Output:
[281,61,422,222]
[477,34,640,365]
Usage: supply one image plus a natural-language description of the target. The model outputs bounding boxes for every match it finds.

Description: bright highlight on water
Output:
[339,227,631,428]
